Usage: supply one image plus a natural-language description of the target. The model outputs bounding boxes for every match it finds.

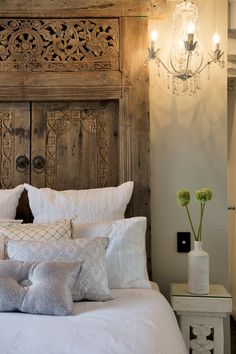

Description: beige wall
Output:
[149,1,229,350]
[149,0,228,302]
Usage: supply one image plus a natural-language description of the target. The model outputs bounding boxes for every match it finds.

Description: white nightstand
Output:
[170,283,232,353]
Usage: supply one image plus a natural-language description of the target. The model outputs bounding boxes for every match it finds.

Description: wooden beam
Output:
[0,0,167,18]
[120,16,151,275]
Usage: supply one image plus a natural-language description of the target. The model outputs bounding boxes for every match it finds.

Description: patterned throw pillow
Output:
[7,237,111,302]
[0,260,82,316]
[0,219,72,259]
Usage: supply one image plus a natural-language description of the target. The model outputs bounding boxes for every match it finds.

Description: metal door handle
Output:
[16,155,29,172]
[32,156,46,173]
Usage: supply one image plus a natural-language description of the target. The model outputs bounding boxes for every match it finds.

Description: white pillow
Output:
[0,219,72,260]
[0,185,24,219]
[72,217,151,289]
[24,182,134,224]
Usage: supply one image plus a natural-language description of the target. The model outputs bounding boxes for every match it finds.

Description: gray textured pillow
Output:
[7,237,111,302]
[0,260,82,316]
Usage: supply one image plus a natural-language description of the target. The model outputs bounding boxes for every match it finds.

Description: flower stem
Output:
[197,202,205,241]
[185,205,197,240]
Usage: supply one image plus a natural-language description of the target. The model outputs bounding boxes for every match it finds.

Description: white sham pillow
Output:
[0,185,24,219]
[24,182,134,224]
[72,217,151,289]
[0,219,72,260]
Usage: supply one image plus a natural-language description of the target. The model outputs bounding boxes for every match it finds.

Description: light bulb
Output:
[186,22,195,43]
[187,22,195,34]
[151,31,158,51]
[151,31,158,41]
[212,32,220,51]
[212,32,220,44]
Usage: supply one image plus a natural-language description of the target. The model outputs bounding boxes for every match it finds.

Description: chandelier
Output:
[147,0,224,96]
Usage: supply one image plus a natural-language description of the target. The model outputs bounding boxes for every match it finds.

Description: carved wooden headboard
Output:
[0,0,166,275]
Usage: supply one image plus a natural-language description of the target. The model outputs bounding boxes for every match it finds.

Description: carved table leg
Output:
[178,312,225,354]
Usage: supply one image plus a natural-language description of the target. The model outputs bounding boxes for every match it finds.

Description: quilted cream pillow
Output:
[7,237,111,302]
[0,219,72,259]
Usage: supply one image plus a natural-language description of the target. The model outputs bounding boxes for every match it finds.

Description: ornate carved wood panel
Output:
[0,102,30,189]
[0,18,119,72]
[31,101,119,190]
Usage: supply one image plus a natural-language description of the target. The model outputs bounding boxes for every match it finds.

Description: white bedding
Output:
[0,288,187,354]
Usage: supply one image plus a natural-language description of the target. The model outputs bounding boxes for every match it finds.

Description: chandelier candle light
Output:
[148,0,224,96]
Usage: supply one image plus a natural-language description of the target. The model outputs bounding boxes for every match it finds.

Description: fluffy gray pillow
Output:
[0,260,82,316]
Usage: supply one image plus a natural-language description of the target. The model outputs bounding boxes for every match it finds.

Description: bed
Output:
[0,184,187,354]
[0,287,186,354]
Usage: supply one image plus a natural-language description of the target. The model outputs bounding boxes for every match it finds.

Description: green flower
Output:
[177,189,190,207]
[195,188,213,203]
[176,187,213,242]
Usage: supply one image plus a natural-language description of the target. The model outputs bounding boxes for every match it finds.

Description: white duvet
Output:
[0,288,187,354]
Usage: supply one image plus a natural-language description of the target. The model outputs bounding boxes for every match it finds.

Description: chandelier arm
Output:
[197,60,214,75]
[152,39,219,80]
[155,56,182,76]
[169,50,204,79]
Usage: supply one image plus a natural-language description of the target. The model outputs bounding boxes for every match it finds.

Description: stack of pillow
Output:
[0,182,151,316]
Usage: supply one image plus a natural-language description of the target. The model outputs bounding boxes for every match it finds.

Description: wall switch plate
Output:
[177,232,191,253]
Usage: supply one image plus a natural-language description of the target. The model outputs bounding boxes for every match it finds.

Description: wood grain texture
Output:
[120,17,151,274]
[0,0,167,18]
[0,71,122,101]
[0,102,30,189]
[31,101,119,190]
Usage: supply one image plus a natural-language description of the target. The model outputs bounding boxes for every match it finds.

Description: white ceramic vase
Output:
[188,241,209,295]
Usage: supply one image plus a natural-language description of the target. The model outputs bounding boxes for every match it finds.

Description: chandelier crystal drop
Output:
[147,1,224,96]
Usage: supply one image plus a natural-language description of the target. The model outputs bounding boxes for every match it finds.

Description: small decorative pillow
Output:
[0,260,82,316]
[7,237,111,302]
[0,185,24,219]
[72,217,152,289]
[0,219,72,259]
[24,182,134,224]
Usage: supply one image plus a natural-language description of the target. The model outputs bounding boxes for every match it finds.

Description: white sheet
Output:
[0,288,187,354]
